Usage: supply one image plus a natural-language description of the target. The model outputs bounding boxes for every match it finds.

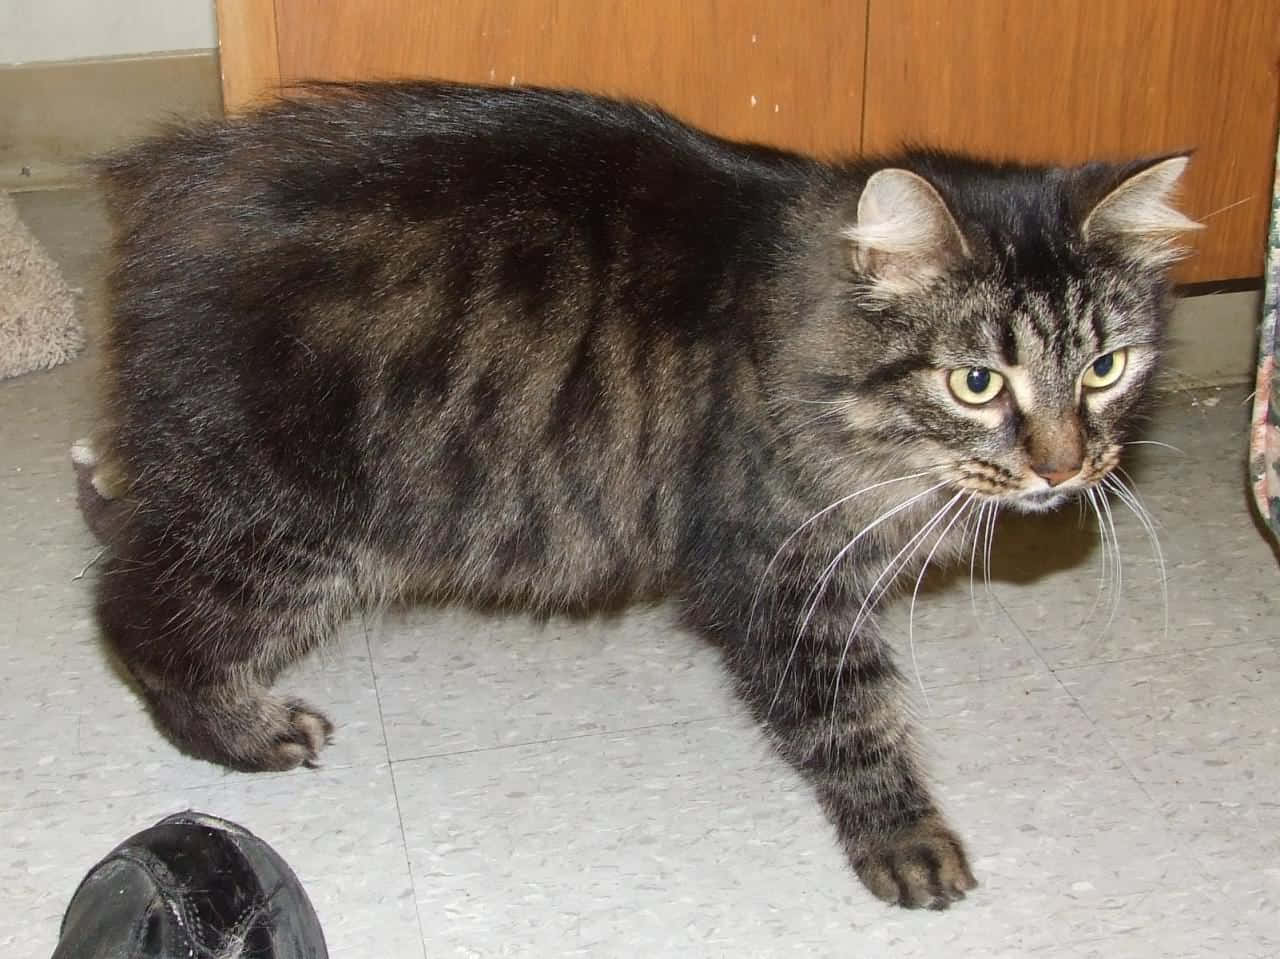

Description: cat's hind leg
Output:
[95,534,346,772]
[71,437,134,545]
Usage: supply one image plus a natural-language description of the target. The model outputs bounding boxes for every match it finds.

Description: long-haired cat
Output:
[79,82,1199,909]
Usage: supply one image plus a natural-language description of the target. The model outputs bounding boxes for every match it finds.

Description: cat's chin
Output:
[1007,489,1070,514]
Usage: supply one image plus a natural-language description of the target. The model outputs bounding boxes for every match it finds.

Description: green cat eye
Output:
[1081,349,1128,390]
[947,366,1005,406]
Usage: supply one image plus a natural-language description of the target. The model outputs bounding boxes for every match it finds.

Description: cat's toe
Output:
[853,814,978,909]
[276,699,335,770]
[234,699,335,771]
[70,438,98,468]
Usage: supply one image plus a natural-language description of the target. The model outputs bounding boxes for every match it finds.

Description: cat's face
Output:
[887,270,1164,514]
[810,153,1199,514]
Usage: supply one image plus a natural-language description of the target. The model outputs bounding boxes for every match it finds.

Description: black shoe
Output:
[52,811,328,958]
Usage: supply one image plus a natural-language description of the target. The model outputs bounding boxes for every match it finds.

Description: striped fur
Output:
[85,82,1192,908]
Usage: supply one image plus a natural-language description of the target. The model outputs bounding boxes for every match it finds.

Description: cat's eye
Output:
[947,367,1005,406]
[1081,349,1128,390]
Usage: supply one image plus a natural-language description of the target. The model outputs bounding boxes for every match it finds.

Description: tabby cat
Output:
[79,82,1199,910]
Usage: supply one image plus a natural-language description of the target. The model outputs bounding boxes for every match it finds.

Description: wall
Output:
[0,0,217,64]
[0,0,222,188]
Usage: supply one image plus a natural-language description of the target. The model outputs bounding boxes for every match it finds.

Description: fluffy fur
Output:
[84,82,1196,909]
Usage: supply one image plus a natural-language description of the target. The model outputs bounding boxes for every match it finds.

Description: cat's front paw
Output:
[853,814,978,910]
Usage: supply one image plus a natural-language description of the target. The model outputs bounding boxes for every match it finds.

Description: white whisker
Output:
[774,395,857,408]
[1123,440,1185,456]
[1197,193,1255,221]
[966,500,987,620]
[783,405,852,437]
[1113,466,1167,532]
[1096,486,1124,630]
[982,499,1000,606]
[828,490,966,714]
[1080,487,1110,629]
[747,468,946,647]
[1105,472,1169,643]
[793,481,951,649]
[907,493,978,710]
[765,478,952,716]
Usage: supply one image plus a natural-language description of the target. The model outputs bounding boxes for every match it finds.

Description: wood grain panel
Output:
[863,0,1280,281]
[271,0,868,156]
[215,0,281,112]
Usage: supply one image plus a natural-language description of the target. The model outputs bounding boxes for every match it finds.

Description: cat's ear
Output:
[843,169,969,295]
[1081,155,1202,267]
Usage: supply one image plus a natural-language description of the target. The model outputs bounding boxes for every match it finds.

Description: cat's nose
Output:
[1032,463,1080,487]
[1025,411,1085,487]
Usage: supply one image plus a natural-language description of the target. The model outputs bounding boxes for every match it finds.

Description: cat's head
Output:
[804,151,1201,513]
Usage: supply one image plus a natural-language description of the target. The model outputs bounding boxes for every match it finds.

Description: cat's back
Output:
[95,82,819,395]
[95,82,818,376]
[96,82,813,239]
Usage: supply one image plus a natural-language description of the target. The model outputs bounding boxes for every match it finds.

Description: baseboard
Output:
[0,51,223,190]
[1164,289,1262,388]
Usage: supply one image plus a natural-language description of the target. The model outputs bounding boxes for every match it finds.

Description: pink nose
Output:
[1033,466,1078,487]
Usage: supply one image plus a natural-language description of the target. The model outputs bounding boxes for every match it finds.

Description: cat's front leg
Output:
[707,588,977,909]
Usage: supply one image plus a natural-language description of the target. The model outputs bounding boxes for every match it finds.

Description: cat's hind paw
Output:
[144,683,337,774]
[853,814,978,910]
[259,698,335,771]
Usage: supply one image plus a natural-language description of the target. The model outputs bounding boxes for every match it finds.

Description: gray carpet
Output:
[0,191,82,379]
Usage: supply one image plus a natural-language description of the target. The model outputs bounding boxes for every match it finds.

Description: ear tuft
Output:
[1082,155,1203,267]
[843,169,969,296]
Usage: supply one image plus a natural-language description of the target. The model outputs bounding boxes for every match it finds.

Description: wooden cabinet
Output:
[269,1,867,157]
[862,1,1278,283]
[217,0,1279,282]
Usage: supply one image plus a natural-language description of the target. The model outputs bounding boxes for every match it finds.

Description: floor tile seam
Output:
[363,617,431,959]
[987,591,1159,806]
[913,665,1056,695]
[0,751,398,809]
[1047,636,1279,675]
[386,715,726,767]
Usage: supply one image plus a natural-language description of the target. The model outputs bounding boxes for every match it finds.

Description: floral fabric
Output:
[1249,131,1280,543]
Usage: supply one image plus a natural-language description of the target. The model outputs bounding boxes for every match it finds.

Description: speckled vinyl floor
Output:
[4,189,1278,959]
